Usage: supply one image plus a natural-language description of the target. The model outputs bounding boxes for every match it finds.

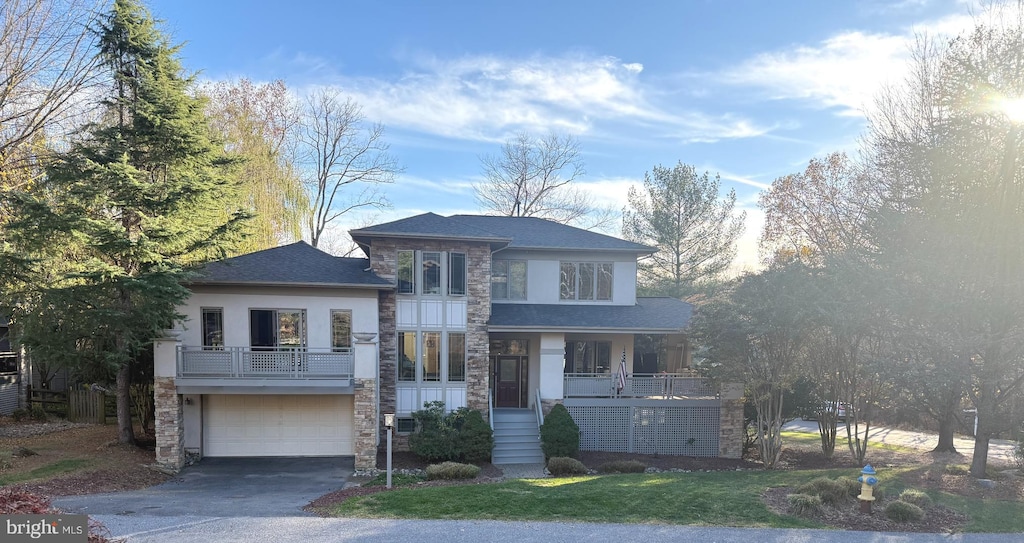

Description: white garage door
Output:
[204,395,353,456]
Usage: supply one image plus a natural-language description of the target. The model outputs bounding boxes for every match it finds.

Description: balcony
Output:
[175,347,354,393]
[563,372,715,399]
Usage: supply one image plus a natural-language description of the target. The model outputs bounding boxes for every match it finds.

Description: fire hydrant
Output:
[857,464,879,514]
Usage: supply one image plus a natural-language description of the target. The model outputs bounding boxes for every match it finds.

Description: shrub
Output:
[897,489,932,508]
[11,405,48,422]
[409,402,493,463]
[547,456,588,477]
[598,460,647,474]
[944,464,970,475]
[885,500,925,522]
[787,493,822,515]
[836,476,862,498]
[540,404,579,459]
[457,409,494,463]
[426,461,481,481]
[796,477,848,506]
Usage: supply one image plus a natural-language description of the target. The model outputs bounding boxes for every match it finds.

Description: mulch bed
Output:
[762,486,969,533]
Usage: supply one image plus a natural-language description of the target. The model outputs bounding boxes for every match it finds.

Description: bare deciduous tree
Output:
[299,89,399,249]
[0,0,98,185]
[476,132,604,225]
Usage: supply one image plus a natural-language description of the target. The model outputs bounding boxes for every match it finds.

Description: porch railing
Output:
[564,373,715,398]
[177,346,353,379]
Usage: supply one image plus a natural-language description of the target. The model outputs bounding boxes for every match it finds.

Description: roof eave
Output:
[499,245,655,254]
[487,325,687,334]
[349,231,512,243]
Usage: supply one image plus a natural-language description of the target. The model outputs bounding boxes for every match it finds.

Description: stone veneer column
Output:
[718,382,745,459]
[153,337,184,471]
[464,243,491,418]
[352,377,377,470]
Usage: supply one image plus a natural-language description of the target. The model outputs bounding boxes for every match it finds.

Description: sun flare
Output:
[999,97,1024,122]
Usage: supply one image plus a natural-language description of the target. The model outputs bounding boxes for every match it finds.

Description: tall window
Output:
[422,332,441,381]
[0,323,14,373]
[448,333,466,381]
[422,251,442,295]
[249,309,306,349]
[331,310,352,351]
[560,262,613,301]
[397,250,415,294]
[564,340,612,373]
[492,260,527,300]
[449,252,467,296]
[398,332,417,381]
[201,308,224,348]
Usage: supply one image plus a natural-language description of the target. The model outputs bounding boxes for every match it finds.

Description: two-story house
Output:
[152,213,743,471]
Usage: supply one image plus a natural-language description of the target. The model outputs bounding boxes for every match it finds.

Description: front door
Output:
[495,356,524,408]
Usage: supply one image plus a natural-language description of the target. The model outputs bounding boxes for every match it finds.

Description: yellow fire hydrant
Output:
[857,464,879,514]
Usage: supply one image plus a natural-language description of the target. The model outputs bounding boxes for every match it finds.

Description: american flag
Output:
[617,348,627,394]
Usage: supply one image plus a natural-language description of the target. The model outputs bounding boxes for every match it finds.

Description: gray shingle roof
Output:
[350,213,653,253]
[349,213,511,242]
[488,297,692,333]
[188,241,392,288]
[450,215,654,252]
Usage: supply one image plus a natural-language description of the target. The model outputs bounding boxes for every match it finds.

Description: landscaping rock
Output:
[977,478,997,489]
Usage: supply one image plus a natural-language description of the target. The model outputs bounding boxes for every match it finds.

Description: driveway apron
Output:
[54,457,352,518]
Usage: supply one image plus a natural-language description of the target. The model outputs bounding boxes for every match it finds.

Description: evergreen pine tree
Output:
[4,0,247,444]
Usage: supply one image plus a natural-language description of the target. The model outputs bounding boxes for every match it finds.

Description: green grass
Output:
[331,469,853,527]
[937,493,1024,533]
[0,458,92,486]
[362,473,426,487]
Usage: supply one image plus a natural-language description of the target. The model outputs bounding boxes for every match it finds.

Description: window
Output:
[398,331,417,381]
[422,251,442,295]
[397,250,415,294]
[422,332,441,381]
[201,308,223,348]
[563,340,612,373]
[249,309,306,349]
[331,310,352,351]
[0,324,14,373]
[449,252,467,296]
[448,333,466,382]
[560,262,613,301]
[492,260,527,300]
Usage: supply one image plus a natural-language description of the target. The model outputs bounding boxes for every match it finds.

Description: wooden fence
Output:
[27,385,107,424]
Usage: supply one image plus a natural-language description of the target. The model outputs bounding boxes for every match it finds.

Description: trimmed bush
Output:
[836,476,861,498]
[787,493,822,515]
[598,460,647,474]
[796,477,848,506]
[897,489,932,508]
[426,461,481,481]
[540,404,580,459]
[547,456,588,477]
[885,500,925,522]
[457,409,494,463]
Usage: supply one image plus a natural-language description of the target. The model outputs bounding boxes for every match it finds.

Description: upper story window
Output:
[250,309,306,349]
[560,262,613,301]
[201,307,224,348]
[331,310,352,351]
[492,260,527,300]
[396,250,467,297]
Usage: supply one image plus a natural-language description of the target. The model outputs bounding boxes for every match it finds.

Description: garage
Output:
[204,394,354,456]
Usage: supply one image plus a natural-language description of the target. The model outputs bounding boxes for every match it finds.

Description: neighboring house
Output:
[0,317,20,414]
[153,213,743,471]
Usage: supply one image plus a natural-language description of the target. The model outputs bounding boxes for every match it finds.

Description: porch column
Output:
[719,382,745,459]
[352,332,379,471]
[537,333,565,415]
[153,336,184,472]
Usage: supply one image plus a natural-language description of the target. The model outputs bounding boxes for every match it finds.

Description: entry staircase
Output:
[490,408,545,464]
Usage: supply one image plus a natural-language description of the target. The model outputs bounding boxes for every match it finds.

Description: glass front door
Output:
[495,356,526,408]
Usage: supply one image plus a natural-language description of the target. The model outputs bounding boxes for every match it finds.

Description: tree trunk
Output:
[932,415,958,453]
[970,432,990,478]
[116,362,135,445]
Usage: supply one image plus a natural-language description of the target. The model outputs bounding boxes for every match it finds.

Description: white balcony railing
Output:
[177,346,353,379]
[563,372,715,398]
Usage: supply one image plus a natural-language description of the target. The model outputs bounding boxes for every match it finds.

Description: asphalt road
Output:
[91,516,1020,543]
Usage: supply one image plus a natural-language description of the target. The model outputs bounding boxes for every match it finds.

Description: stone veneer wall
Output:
[367,237,492,442]
[352,378,378,469]
[540,398,563,418]
[154,376,184,471]
[718,397,745,459]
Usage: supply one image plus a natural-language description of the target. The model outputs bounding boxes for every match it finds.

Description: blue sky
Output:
[150,0,988,270]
